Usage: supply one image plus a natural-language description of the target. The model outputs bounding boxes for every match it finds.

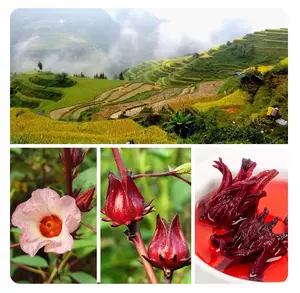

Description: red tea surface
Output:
[195,180,288,282]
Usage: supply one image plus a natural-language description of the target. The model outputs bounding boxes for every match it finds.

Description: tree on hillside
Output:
[94,73,99,79]
[37,61,43,72]
[119,72,124,80]
[80,72,85,78]
[113,73,118,80]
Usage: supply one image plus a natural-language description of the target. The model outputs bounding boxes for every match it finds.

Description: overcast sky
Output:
[106,8,288,43]
[11,8,288,76]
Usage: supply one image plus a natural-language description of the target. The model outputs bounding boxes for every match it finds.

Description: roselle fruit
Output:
[143,215,191,278]
[101,172,154,227]
[210,208,288,280]
[198,158,278,228]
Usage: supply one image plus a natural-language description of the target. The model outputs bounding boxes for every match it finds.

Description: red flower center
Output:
[40,215,62,238]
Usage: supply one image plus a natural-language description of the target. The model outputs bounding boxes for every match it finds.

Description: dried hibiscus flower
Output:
[210,208,288,280]
[198,158,278,228]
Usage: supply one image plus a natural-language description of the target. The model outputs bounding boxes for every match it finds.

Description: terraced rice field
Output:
[109,80,224,118]
[11,108,174,144]
[193,90,248,112]
[124,28,288,86]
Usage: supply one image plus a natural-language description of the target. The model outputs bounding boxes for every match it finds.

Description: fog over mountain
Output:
[10,8,287,77]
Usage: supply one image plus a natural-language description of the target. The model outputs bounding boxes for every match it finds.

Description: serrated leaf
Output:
[68,272,96,284]
[174,163,191,174]
[12,255,48,268]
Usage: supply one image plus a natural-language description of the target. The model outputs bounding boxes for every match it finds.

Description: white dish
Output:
[194,146,288,283]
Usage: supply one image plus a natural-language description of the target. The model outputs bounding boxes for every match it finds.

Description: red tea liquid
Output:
[195,180,288,282]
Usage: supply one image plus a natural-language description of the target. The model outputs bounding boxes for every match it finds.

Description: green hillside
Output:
[124,28,288,86]
[10,28,288,144]
[10,71,125,113]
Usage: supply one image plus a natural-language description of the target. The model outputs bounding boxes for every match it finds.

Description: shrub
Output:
[78,106,101,122]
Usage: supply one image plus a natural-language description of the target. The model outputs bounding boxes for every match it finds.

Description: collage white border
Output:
[2,0,300,292]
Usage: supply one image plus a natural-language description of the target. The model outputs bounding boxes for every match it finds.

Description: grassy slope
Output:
[124,28,288,86]
[10,108,174,144]
[11,72,124,113]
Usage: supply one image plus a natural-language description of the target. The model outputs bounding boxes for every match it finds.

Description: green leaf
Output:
[73,167,96,191]
[68,272,96,284]
[174,162,191,174]
[11,227,21,235]
[12,255,48,268]
[73,234,97,250]
[73,246,96,259]
[11,148,22,154]
[10,170,25,188]
[11,227,21,242]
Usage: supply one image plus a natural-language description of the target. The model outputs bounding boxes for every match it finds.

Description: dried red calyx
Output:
[101,172,154,227]
[211,208,288,280]
[199,158,278,228]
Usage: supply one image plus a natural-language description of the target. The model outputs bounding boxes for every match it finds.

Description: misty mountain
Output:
[10,8,254,78]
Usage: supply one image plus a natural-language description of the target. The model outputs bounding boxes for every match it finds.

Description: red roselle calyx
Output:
[143,214,191,279]
[76,187,95,212]
[198,158,278,228]
[101,172,154,227]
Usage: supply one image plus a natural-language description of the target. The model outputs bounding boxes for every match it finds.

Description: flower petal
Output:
[19,224,50,256]
[44,229,74,254]
[56,196,81,233]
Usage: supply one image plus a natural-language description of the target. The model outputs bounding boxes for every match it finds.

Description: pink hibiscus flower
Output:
[12,188,81,256]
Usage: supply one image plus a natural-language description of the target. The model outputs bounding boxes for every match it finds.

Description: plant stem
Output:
[111,148,158,283]
[111,148,126,179]
[165,277,172,284]
[173,174,192,185]
[81,221,97,233]
[46,251,73,284]
[127,222,158,284]
[11,260,46,280]
[132,171,191,185]
[10,243,20,248]
[63,148,73,197]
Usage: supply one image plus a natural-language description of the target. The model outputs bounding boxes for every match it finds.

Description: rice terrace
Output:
[10,23,288,144]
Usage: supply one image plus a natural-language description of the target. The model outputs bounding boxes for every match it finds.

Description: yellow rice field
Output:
[10,108,174,144]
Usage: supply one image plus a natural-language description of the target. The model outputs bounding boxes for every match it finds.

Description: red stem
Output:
[10,243,20,248]
[111,149,158,283]
[132,171,191,185]
[63,149,73,197]
[129,222,158,284]
[165,278,172,284]
[111,148,126,180]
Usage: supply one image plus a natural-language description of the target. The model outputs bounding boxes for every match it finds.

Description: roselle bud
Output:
[199,158,278,228]
[101,172,154,227]
[143,215,191,278]
[76,187,95,212]
[59,148,89,169]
